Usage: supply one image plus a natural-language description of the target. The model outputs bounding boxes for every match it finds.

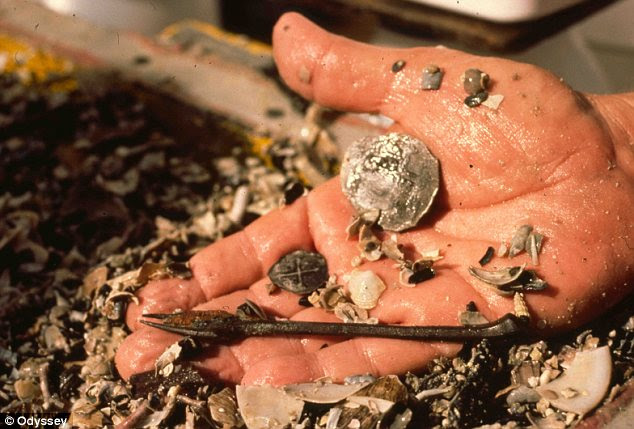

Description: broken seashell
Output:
[346,396,394,414]
[318,286,347,311]
[345,374,377,385]
[525,231,544,265]
[421,64,443,90]
[481,94,504,110]
[506,385,540,406]
[236,385,304,429]
[399,266,415,287]
[43,325,71,353]
[355,375,409,403]
[381,234,403,261]
[408,260,435,284]
[536,346,612,416]
[458,309,490,326]
[334,302,372,323]
[415,386,453,401]
[358,224,382,261]
[284,381,371,404]
[498,242,509,257]
[469,264,547,295]
[390,408,413,429]
[347,270,387,310]
[82,266,108,297]
[346,209,381,238]
[468,264,526,286]
[14,378,41,401]
[325,408,342,429]
[509,225,533,258]
[236,299,269,320]
[208,387,244,428]
[155,337,198,377]
[419,249,443,262]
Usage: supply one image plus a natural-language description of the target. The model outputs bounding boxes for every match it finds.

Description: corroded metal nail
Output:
[141,311,528,342]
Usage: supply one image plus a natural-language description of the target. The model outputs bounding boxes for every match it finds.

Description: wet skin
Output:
[116,13,634,386]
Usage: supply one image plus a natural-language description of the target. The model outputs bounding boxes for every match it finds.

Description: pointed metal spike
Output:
[139,320,216,337]
[141,313,174,320]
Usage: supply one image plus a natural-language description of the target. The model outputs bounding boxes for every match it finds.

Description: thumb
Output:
[272,12,391,113]
[272,12,464,116]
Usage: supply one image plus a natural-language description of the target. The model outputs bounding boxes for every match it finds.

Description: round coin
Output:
[267,250,329,295]
[340,133,440,231]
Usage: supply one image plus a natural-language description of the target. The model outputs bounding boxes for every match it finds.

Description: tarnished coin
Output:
[268,250,329,295]
[341,133,440,232]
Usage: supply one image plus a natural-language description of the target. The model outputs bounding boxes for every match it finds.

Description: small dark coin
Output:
[463,68,489,95]
[268,250,329,295]
[341,133,440,232]
[392,60,406,73]
[478,246,495,266]
[464,91,489,108]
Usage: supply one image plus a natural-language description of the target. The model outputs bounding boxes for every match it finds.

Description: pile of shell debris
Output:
[0,72,632,429]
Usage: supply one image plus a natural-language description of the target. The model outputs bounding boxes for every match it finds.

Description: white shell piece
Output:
[458,310,490,326]
[236,385,304,429]
[536,346,612,416]
[325,408,342,429]
[481,93,504,110]
[419,249,443,261]
[346,396,394,414]
[468,264,526,286]
[347,270,387,310]
[283,382,371,404]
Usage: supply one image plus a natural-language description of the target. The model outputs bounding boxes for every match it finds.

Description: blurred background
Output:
[38,0,633,93]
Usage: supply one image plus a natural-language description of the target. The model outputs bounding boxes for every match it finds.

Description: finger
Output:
[127,197,313,330]
[117,294,341,382]
[190,197,313,299]
[273,12,484,118]
[126,278,206,331]
[241,337,460,386]
[189,296,341,372]
[305,178,358,276]
[115,327,246,382]
[115,328,180,380]
[192,306,343,383]
[117,289,252,380]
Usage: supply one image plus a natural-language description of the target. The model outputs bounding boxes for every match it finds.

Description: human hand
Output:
[115,12,634,386]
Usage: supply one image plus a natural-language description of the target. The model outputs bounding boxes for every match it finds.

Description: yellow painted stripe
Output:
[160,20,271,57]
[0,33,75,89]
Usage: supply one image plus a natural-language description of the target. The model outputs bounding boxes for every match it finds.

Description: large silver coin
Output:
[341,133,440,232]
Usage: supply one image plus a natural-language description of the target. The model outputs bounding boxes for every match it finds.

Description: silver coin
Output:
[340,133,440,232]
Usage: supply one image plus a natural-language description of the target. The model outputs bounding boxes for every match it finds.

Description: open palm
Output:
[116,13,634,386]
